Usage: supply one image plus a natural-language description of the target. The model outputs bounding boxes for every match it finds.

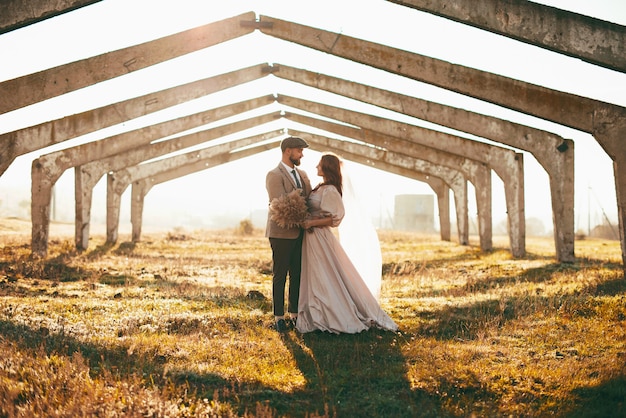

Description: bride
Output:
[296,152,398,334]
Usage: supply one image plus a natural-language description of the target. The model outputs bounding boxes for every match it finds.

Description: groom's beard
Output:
[290,157,301,166]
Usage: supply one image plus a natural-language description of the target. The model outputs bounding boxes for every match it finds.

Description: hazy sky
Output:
[0,0,625,234]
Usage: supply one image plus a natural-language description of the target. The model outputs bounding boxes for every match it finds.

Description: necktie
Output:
[291,169,302,188]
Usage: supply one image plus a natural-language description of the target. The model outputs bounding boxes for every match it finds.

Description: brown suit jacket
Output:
[265,163,312,239]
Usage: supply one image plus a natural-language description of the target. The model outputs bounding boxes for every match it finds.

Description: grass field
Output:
[0,218,624,417]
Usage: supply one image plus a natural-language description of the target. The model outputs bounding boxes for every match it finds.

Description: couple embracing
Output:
[265,136,398,334]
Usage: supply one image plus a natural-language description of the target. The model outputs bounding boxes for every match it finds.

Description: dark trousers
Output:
[269,231,303,317]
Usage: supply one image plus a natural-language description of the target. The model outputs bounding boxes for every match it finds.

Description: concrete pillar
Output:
[31,161,53,257]
[436,183,452,241]
[591,109,626,269]
[74,166,97,251]
[131,179,150,243]
[472,163,492,251]
[106,174,122,245]
[612,168,625,270]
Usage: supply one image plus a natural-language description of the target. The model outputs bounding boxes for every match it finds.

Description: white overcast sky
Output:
[0,0,625,234]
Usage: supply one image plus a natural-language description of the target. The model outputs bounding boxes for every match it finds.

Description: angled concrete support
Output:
[0,64,270,176]
[1,11,256,113]
[74,121,283,250]
[32,96,275,256]
[592,111,626,269]
[281,96,523,255]
[290,124,492,250]
[130,142,277,242]
[295,131,470,245]
[261,21,626,263]
[106,134,276,244]
[76,124,282,249]
[386,0,626,73]
[74,113,280,250]
[271,64,569,260]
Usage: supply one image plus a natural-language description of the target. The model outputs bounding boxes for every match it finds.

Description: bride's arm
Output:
[302,214,333,229]
[303,186,344,230]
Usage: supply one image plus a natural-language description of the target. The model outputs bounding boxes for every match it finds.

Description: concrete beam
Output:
[279,95,525,256]
[287,120,494,251]
[270,64,573,261]
[0,11,256,113]
[298,132,468,244]
[0,0,101,34]
[386,0,626,73]
[0,64,270,175]
[31,96,276,256]
[106,134,278,244]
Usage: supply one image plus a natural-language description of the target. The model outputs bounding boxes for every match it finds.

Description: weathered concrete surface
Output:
[0,0,101,34]
[106,135,278,244]
[75,125,283,250]
[0,64,270,176]
[32,97,276,256]
[130,142,277,242]
[260,17,625,266]
[298,132,469,243]
[0,11,256,113]
[279,95,525,256]
[271,64,573,261]
[287,120,494,251]
[386,0,626,73]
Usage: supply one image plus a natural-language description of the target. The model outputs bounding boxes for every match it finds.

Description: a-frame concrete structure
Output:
[0,2,625,271]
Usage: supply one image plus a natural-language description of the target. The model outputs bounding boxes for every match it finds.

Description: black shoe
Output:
[275,319,288,332]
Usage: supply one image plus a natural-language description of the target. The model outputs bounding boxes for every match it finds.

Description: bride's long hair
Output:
[317,152,342,196]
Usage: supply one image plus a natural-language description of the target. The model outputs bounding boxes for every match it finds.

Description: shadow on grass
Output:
[413,286,624,341]
[563,374,626,418]
[0,318,171,380]
[396,258,624,300]
[84,241,116,260]
[0,318,286,415]
[0,252,88,283]
[0,314,446,418]
[279,330,447,418]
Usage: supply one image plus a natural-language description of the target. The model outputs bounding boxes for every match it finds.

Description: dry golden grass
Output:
[0,218,624,417]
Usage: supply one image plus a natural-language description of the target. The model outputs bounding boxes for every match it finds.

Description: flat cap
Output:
[281,136,309,152]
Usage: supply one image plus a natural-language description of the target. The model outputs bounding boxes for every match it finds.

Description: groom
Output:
[265,136,312,332]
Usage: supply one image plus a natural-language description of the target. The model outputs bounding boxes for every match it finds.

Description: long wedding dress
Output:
[296,185,398,334]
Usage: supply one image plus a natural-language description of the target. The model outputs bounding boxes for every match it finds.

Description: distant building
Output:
[394,194,435,232]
